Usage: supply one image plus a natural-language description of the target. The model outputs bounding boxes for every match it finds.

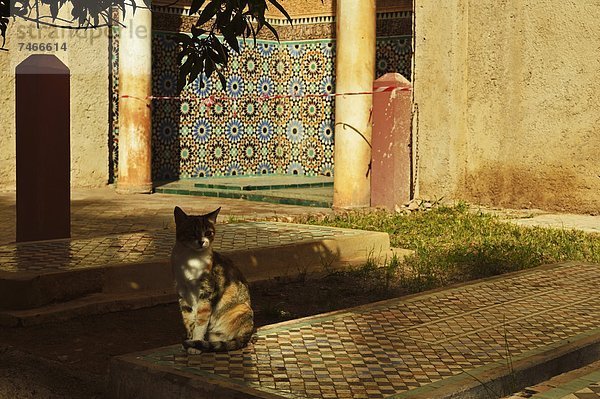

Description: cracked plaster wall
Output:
[413,0,600,213]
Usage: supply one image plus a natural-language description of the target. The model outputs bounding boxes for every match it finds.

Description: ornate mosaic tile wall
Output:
[152,34,338,180]
[109,23,412,181]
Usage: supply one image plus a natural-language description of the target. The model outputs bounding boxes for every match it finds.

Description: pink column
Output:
[371,73,413,209]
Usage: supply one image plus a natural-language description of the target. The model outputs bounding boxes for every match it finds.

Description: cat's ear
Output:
[206,207,221,224]
[174,206,188,225]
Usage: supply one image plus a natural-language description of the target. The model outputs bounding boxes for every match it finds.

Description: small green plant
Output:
[226,215,243,224]
[318,253,337,276]
[261,301,293,321]
[383,253,401,292]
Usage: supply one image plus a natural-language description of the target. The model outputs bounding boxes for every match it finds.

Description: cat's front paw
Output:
[182,339,202,355]
[186,347,202,355]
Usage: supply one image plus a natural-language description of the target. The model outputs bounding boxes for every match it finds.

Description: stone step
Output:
[0,222,391,325]
[1,249,413,328]
[192,175,333,191]
[108,262,600,399]
[0,289,177,327]
[155,186,333,208]
[155,180,333,208]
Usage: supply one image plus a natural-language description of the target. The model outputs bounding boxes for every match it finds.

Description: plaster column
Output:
[117,0,152,194]
[333,0,376,209]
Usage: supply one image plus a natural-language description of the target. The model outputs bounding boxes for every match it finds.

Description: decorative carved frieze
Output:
[153,10,411,39]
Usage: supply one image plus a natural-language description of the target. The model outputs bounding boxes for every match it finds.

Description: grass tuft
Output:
[301,204,600,291]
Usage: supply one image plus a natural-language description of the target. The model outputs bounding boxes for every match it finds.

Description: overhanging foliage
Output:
[0,0,291,89]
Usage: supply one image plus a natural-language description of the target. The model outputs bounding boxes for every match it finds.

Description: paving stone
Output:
[0,222,361,275]
[0,187,332,246]
[110,262,600,399]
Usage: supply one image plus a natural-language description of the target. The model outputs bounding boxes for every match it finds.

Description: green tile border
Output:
[155,187,332,208]
[580,370,600,383]
[533,371,600,399]
[533,387,575,399]
[194,181,334,191]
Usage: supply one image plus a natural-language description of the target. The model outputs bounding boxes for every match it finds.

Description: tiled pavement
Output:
[111,262,600,399]
[0,222,359,275]
[2,186,599,398]
[0,187,331,245]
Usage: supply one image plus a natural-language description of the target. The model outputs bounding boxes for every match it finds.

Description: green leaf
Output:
[50,2,59,20]
[222,29,240,53]
[188,58,203,87]
[209,43,226,64]
[170,33,192,45]
[247,0,266,17]
[197,0,219,26]
[246,19,257,42]
[217,70,227,90]
[189,0,206,15]
[212,37,229,65]
[267,0,292,24]
[178,55,195,92]
[215,3,233,27]
[231,10,245,35]
[205,57,215,78]
[191,25,206,37]
[177,50,187,65]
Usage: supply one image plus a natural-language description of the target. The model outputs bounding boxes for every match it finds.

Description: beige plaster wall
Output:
[414,0,600,213]
[0,7,109,191]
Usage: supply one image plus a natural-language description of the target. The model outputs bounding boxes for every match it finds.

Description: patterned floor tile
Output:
[118,262,600,399]
[0,222,360,274]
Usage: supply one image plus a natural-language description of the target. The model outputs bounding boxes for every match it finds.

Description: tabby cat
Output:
[171,206,254,353]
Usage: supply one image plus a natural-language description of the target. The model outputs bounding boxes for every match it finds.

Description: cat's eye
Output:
[205,231,214,237]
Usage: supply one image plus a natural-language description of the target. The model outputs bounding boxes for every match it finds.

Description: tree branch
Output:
[18,14,113,29]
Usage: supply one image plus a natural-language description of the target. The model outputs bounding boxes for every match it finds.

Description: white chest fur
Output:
[171,242,212,282]
[182,256,211,280]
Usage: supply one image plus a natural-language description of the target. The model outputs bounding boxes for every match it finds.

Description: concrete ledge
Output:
[109,355,281,399]
[0,268,106,310]
[227,229,390,282]
[0,223,391,325]
[0,290,176,327]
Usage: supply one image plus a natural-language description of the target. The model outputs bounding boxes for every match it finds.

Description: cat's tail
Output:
[183,332,254,353]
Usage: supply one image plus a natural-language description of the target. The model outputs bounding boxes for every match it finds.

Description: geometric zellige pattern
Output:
[566,382,600,399]
[111,28,412,181]
[0,222,360,274]
[139,262,600,399]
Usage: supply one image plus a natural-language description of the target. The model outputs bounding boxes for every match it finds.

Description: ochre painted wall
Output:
[153,0,412,18]
[413,0,600,213]
[0,7,109,191]
[264,0,412,17]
